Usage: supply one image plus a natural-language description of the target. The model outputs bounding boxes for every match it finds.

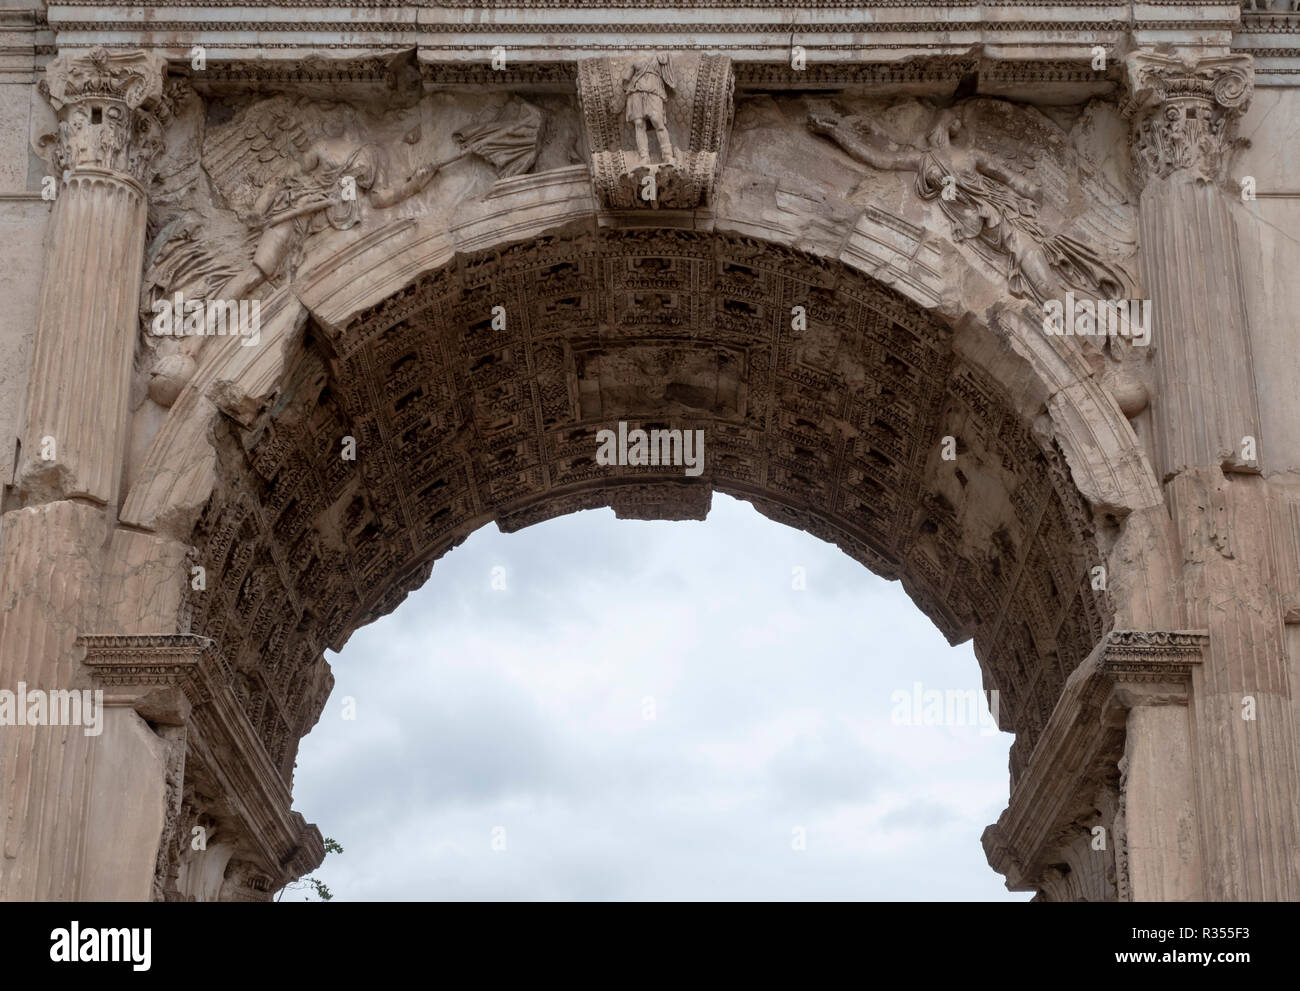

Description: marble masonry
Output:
[0,1,1298,900]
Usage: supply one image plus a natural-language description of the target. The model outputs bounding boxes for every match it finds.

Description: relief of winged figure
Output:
[140,93,544,405]
[807,103,1131,305]
[205,94,543,300]
[212,99,445,300]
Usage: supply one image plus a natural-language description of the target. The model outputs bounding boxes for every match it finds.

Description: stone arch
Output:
[108,170,1175,897]
[4,20,1293,909]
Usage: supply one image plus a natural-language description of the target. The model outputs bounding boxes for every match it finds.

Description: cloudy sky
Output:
[291,493,1028,901]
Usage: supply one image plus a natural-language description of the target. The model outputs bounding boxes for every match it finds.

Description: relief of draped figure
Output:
[808,100,1133,305]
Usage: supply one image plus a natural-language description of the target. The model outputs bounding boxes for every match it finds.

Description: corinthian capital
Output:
[1123,52,1253,187]
[38,46,171,186]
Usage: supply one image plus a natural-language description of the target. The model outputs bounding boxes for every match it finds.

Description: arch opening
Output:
[174,227,1112,864]
[294,492,1029,900]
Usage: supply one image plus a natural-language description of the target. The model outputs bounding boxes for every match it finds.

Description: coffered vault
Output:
[1,2,1298,902]
[187,230,1110,785]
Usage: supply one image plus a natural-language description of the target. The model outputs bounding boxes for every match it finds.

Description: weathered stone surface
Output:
[0,4,1297,902]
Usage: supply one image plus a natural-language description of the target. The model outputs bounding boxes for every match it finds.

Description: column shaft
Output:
[1127,51,1300,900]
[20,172,148,504]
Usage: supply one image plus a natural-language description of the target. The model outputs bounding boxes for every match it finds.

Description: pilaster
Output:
[79,634,325,902]
[1124,50,1300,900]
[984,631,1206,902]
[0,47,168,901]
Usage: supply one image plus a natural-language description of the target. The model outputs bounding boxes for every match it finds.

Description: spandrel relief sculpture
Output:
[210,97,443,302]
[138,88,567,407]
[801,96,1152,425]
[807,98,1135,307]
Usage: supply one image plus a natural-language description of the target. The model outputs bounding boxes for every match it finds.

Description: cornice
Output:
[38,0,1205,7]
[40,1,1242,57]
[80,633,227,704]
[47,19,1214,35]
[1100,628,1211,660]
[146,50,1131,94]
[1239,12,1300,33]
[45,0,1129,5]
[38,1,1260,75]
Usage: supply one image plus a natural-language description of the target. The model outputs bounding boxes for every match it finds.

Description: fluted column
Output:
[18,46,168,505]
[1126,51,1300,900]
[0,48,168,900]
[1126,52,1259,477]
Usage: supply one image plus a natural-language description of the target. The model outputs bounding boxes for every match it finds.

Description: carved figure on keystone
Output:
[623,55,678,163]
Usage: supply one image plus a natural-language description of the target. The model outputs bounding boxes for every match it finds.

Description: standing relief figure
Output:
[808,105,1129,304]
[576,53,732,210]
[623,55,678,163]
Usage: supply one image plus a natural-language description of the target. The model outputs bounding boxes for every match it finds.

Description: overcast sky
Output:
[291,493,1028,901]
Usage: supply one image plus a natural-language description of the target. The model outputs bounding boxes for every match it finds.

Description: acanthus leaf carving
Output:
[38,46,170,185]
[1123,52,1254,187]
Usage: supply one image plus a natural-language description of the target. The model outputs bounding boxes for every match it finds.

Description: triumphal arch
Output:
[0,1,1298,901]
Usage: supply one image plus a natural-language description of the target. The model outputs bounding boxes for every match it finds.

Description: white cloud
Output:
[291,494,1030,901]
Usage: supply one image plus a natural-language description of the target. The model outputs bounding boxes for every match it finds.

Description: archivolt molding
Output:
[119,200,1162,794]
[159,228,1116,791]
